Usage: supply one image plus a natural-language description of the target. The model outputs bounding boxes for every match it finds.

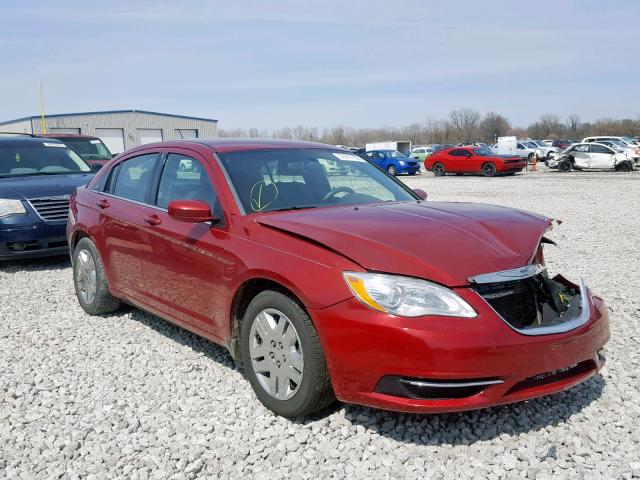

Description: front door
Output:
[139,151,230,337]
[571,144,590,168]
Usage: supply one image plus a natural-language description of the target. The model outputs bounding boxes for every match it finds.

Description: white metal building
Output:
[0,110,218,154]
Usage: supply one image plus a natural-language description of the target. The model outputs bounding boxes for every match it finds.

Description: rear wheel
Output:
[73,237,121,315]
[481,162,496,177]
[240,290,335,418]
[387,165,397,176]
[432,163,446,177]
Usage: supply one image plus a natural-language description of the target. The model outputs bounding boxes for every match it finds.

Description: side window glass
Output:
[156,153,218,211]
[112,154,158,202]
[591,145,611,154]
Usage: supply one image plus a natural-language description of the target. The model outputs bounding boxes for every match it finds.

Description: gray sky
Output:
[1,0,638,129]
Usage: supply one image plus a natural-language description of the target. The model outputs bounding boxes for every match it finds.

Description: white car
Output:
[548,142,634,172]
[491,141,539,161]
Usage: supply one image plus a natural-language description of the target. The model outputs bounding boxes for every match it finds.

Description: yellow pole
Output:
[39,82,47,134]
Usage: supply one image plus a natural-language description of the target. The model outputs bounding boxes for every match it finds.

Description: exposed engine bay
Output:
[469,240,586,333]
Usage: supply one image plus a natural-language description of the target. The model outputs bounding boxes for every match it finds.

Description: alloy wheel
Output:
[249,308,304,400]
[75,249,97,305]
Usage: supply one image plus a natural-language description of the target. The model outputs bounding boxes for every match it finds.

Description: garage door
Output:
[176,129,198,139]
[137,129,163,145]
[49,128,81,134]
[95,128,125,154]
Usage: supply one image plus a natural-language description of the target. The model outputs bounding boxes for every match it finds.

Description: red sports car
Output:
[67,139,609,417]
[426,146,526,177]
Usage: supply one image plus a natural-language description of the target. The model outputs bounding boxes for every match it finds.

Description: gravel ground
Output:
[1,168,639,479]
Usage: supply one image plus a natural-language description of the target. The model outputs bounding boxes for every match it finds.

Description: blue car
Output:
[363,149,420,175]
[0,135,95,260]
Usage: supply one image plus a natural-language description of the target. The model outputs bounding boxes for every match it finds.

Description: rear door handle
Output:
[143,214,162,226]
[96,199,110,209]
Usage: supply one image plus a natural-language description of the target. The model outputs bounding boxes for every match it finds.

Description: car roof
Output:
[0,135,65,147]
[171,138,338,153]
[41,134,101,140]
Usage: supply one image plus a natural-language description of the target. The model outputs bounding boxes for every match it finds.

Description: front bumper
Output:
[396,164,421,174]
[0,220,69,260]
[311,285,610,413]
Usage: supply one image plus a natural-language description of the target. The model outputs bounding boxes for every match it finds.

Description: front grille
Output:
[475,279,538,328]
[473,274,582,331]
[28,196,70,222]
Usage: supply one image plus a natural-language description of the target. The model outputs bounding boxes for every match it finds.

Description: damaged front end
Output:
[468,242,590,335]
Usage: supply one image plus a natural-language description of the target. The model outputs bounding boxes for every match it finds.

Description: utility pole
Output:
[39,82,47,134]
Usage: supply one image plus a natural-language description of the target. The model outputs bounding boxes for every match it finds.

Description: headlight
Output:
[343,272,477,318]
[0,199,27,218]
[398,160,406,166]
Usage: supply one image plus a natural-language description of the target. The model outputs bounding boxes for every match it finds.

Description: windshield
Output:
[473,148,494,156]
[58,138,112,160]
[382,150,407,158]
[219,148,417,213]
[0,142,92,177]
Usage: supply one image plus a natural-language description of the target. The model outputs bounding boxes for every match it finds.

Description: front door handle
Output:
[143,214,162,226]
[96,199,110,209]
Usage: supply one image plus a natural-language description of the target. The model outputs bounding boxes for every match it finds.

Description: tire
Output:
[558,161,571,172]
[432,163,446,177]
[73,237,121,315]
[387,165,397,176]
[481,162,497,177]
[617,162,632,172]
[455,173,463,176]
[527,153,535,163]
[240,290,335,418]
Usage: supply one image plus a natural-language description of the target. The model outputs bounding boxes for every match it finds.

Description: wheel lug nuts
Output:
[271,340,276,347]
[276,361,281,367]
[278,342,283,349]
[269,352,275,358]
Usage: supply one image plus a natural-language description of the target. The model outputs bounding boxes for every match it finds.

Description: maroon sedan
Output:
[426,146,526,177]
[67,139,609,417]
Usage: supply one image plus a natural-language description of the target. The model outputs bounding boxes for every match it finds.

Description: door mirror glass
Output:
[168,200,214,222]
[413,188,427,200]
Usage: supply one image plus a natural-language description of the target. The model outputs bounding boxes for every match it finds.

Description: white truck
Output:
[492,136,518,156]
[365,141,412,156]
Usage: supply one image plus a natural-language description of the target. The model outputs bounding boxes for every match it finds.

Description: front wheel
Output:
[432,163,446,177]
[481,162,496,177]
[240,290,335,417]
[558,161,572,172]
[617,162,633,172]
[73,237,121,315]
[387,165,397,176]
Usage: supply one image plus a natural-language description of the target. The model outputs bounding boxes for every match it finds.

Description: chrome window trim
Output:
[468,264,546,284]
[479,276,591,336]
[400,379,504,388]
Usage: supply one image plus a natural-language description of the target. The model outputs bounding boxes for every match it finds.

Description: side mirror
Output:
[168,199,214,223]
[413,188,427,200]
[92,163,103,172]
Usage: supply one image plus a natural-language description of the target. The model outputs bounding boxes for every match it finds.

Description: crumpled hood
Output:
[257,201,552,286]
[0,174,94,200]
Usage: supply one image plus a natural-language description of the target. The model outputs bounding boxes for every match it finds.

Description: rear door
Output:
[96,152,161,301]
[139,150,229,336]
[589,144,616,169]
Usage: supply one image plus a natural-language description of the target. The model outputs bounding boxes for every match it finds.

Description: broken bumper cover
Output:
[311,285,609,414]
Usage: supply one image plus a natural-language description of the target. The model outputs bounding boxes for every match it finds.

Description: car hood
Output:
[257,201,552,287]
[0,173,94,200]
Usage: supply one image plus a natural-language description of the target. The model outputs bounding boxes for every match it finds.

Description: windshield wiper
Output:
[0,171,89,178]
[269,205,318,212]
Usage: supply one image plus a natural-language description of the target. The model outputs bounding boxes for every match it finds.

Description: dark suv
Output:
[0,135,94,260]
